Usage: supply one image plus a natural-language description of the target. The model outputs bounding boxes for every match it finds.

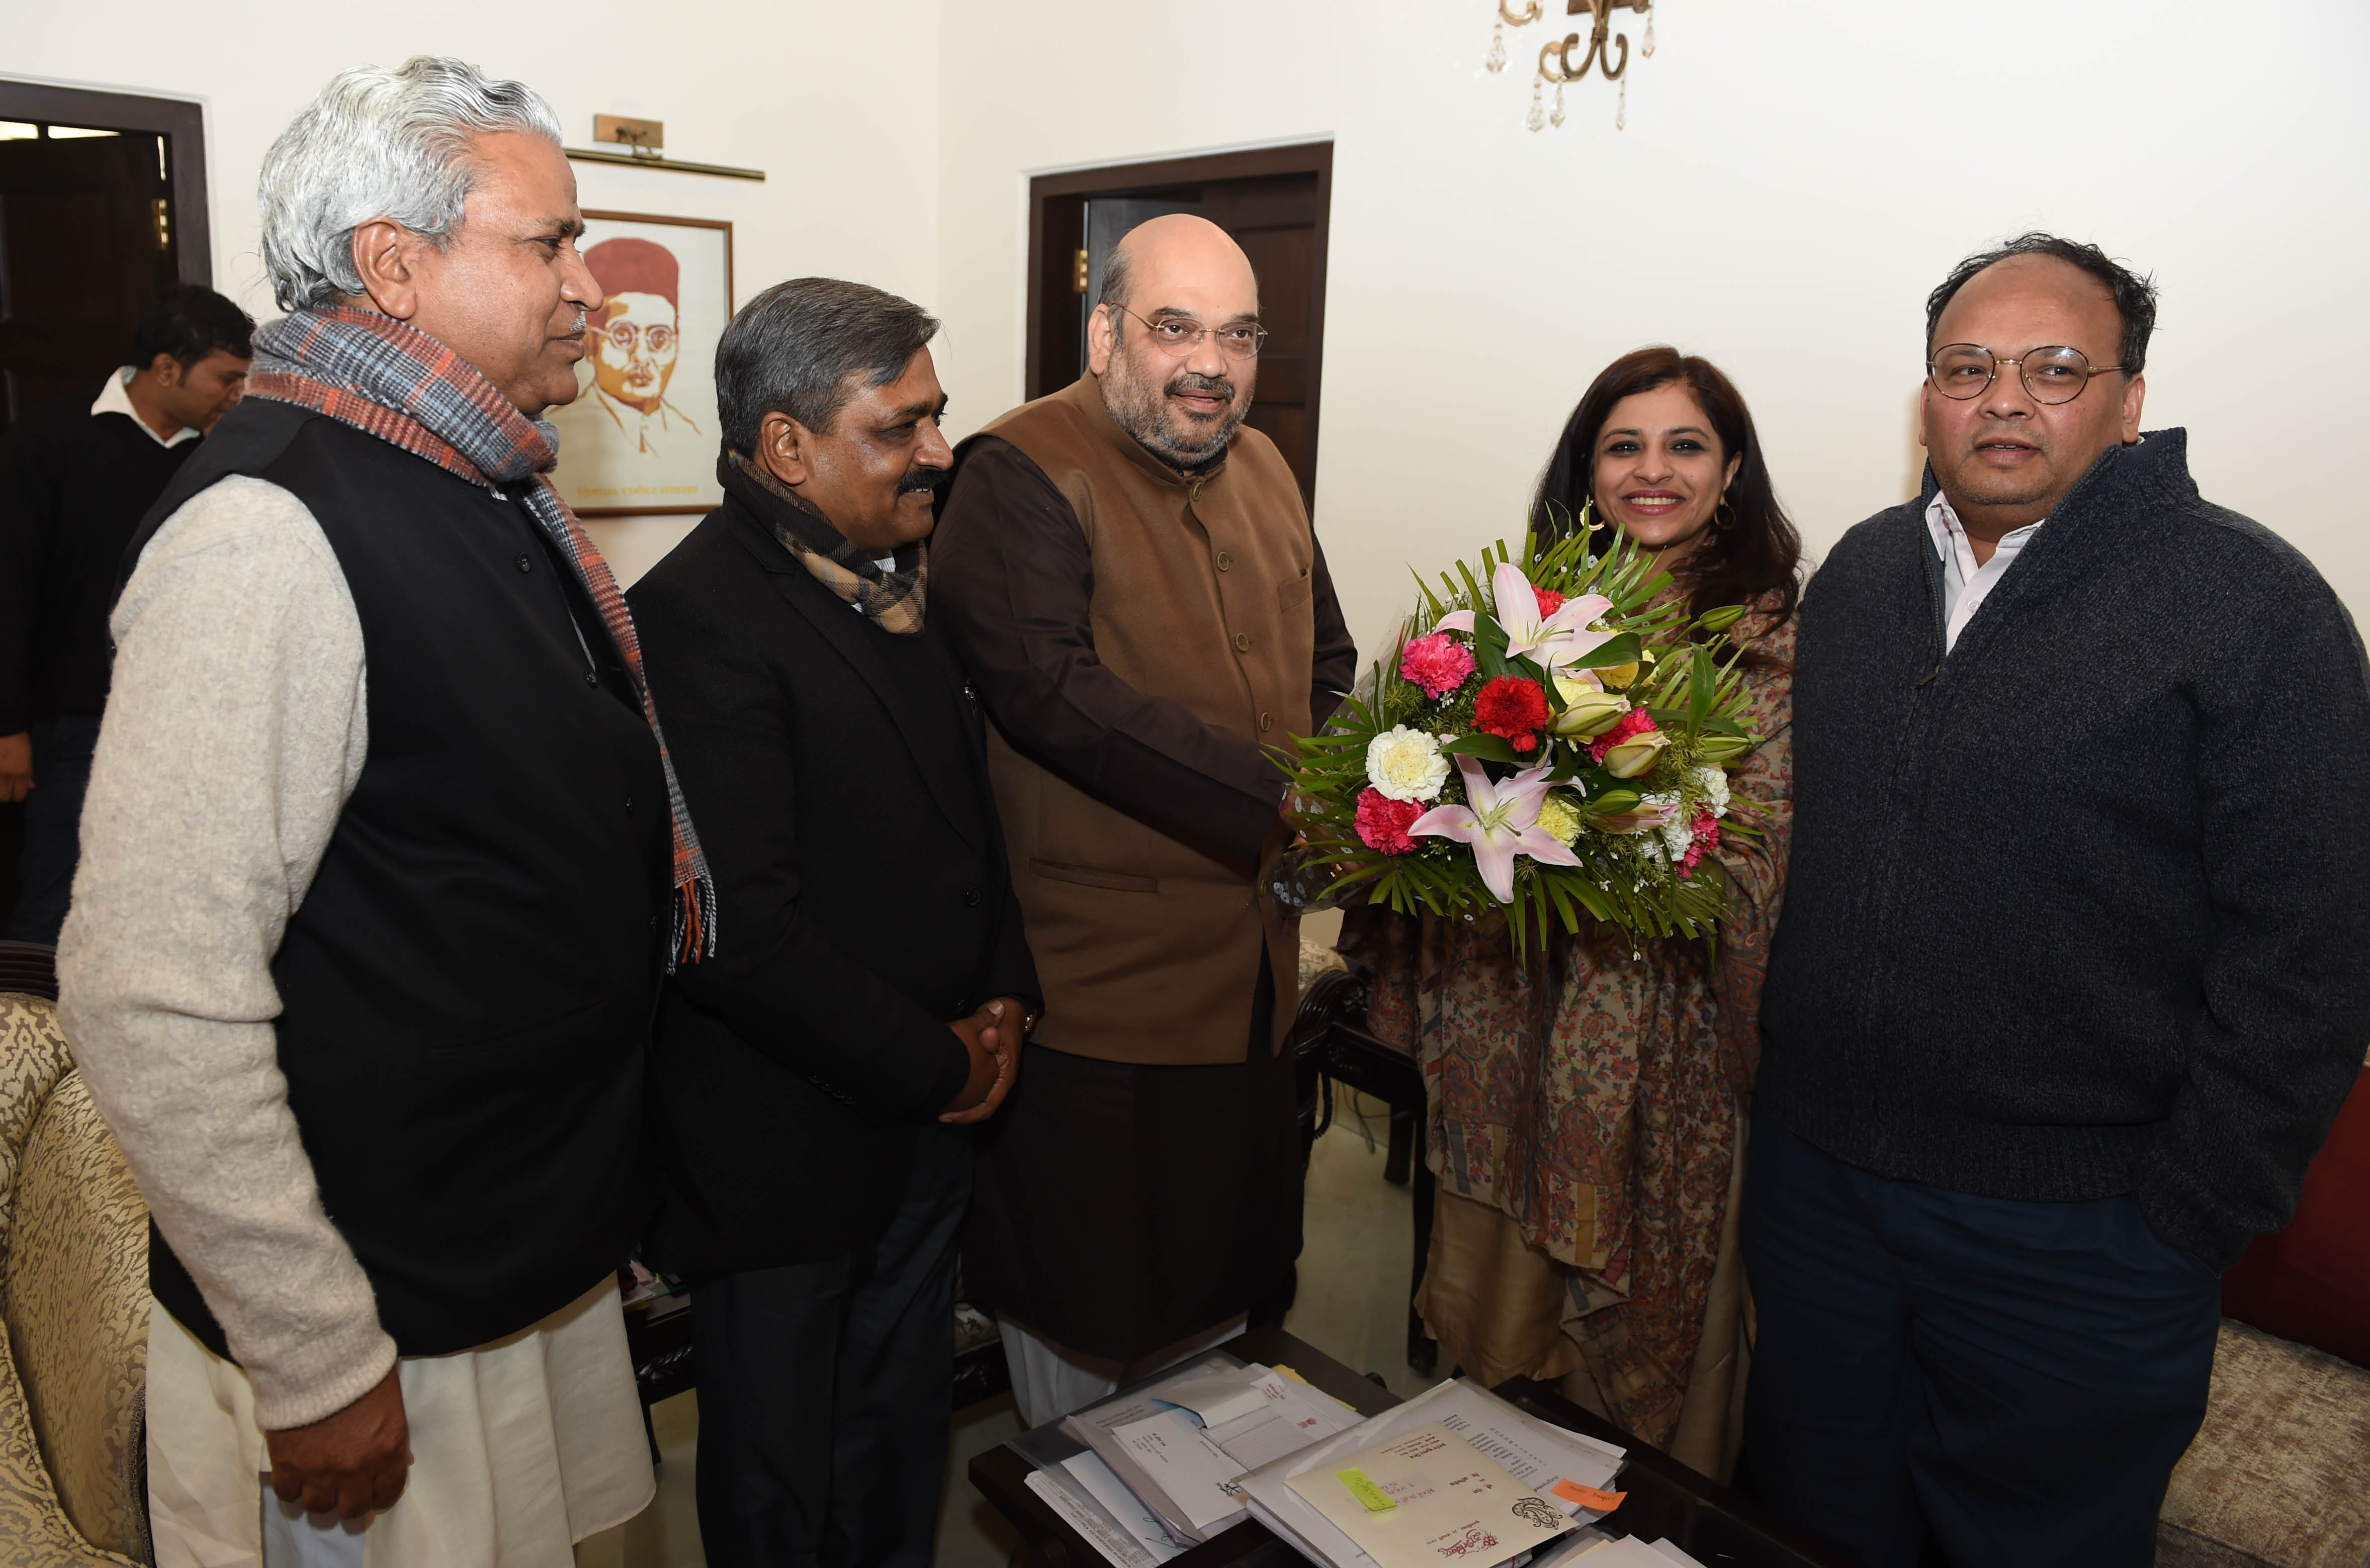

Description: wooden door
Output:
[0,85,210,442]
[0,85,208,921]
[1027,143,1333,512]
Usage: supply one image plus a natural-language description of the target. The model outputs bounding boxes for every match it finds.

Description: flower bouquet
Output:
[1284,520,1761,948]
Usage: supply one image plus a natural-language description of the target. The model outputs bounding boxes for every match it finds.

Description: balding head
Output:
[1090,214,1262,473]
[1098,214,1259,323]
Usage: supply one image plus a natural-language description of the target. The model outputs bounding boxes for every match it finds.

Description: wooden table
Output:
[969,1326,1856,1568]
[1490,1377,1857,1568]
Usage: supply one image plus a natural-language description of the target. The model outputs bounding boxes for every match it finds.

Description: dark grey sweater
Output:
[1757,429,2370,1269]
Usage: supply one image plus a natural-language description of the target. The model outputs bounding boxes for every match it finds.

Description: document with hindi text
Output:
[1285,1422,1573,1568]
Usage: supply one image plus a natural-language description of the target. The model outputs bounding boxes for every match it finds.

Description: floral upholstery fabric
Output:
[2156,1319,2370,1567]
[1341,598,1795,1447]
[0,990,146,1566]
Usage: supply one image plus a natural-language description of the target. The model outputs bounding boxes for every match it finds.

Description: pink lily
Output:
[1409,757,1583,903]
[1436,562,1617,674]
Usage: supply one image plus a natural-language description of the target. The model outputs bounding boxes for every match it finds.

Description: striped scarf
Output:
[249,306,716,966]
[719,451,928,634]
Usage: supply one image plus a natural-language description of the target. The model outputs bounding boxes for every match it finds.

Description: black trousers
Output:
[7,713,100,944]
[691,1124,969,1568]
[963,951,1298,1363]
[1741,1116,2220,1568]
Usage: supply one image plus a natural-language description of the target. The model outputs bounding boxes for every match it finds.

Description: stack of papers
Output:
[1571,1539,1708,1567]
[1016,1365,1640,1568]
[1285,1421,1573,1567]
[1056,1356,1367,1545]
[1238,1378,1629,1568]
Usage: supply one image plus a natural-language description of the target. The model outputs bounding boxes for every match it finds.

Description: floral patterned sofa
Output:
[0,942,152,1565]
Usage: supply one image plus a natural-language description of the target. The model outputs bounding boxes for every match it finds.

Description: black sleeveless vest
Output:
[124,399,670,1358]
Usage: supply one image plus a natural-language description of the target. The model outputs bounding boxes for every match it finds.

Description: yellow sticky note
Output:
[1549,1478,1627,1512]
[1271,1364,1311,1385]
[1336,1466,1397,1512]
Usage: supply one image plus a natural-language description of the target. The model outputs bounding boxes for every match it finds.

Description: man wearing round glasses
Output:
[1747,233,2370,1565]
[932,214,1356,1425]
[583,236,700,456]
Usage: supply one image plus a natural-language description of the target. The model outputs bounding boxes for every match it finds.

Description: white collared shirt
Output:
[1924,492,2044,653]
[92,365,201,449]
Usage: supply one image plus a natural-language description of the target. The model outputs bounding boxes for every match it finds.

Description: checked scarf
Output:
[249,306,717,966]
[719,450,927,634]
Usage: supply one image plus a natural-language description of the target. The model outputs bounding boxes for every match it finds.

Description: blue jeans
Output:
[7,713,102,945]
[1741,1115,2219,1568]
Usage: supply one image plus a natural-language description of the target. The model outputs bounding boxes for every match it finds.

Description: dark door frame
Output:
[0,79,212,287]
[1024,141,1333,492]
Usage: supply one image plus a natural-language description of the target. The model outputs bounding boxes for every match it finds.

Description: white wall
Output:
[939,0,2370,658]
[13,1,2366,631]
[3,0,943,583]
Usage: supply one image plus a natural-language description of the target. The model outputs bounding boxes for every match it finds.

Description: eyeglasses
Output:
[1114,306,1268,361]
[1926,343,2125,405]
[603,320,677,355]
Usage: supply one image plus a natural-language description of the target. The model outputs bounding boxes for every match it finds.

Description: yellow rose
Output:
[1534,790,1584,846]
[1600,728,1671,779]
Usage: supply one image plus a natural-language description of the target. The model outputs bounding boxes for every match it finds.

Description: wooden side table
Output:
[970,1326,1860,1568]
[1489,1378,1857,1568]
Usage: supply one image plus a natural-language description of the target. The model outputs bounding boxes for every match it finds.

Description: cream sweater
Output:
[57,475,393,1430]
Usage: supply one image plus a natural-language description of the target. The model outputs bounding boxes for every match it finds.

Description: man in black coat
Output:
[0,283,251,940]
[1747,233,2370,1567]
[628,277,1037,1568]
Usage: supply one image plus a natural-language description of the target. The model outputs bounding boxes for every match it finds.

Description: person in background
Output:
[0,283,251,942]
[1747,232,2370,1566]
[60,56,705,1564]
[1340,346,1800,1478]
[933,214,1356,1425]
[626,276,1035,1568]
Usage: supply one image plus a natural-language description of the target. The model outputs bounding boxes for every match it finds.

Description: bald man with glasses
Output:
[1745,232,2370,1567]
[932,215,1356,1426]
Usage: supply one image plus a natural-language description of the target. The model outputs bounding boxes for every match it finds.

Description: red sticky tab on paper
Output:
[1548,1479,1627,1512]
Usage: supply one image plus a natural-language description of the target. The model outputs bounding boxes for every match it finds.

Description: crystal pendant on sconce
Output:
[1486,18,1507,72]
[1642,8,1656,58]
[1549,80,1567,128]
[1525,74,1546,132]
[1615,75,1627,130]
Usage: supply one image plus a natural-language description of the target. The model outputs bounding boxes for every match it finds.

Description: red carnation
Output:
[1588,706,1658,762]
[1472,675,1549,753]
[1534,587,1565,618]
[1355,788,1424,855]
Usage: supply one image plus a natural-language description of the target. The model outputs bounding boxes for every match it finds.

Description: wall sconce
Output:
[1485,0,1656,131]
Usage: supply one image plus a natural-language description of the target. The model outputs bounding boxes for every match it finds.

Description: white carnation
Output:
[1643,790,1693,861]
[1365,725,1451,803]
[1690,765,1730,818]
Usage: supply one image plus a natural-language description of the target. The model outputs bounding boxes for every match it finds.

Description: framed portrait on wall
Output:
[548,211,733,516]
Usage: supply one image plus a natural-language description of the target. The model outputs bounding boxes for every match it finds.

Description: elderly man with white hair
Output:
[58,56,709,1566]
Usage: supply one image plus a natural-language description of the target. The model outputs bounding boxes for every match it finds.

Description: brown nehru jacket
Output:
[935,374,1352,1067]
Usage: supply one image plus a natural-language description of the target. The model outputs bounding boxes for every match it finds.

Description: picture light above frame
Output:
[564,114,765,182]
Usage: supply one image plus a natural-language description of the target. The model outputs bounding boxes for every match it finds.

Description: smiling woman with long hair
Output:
[1340,345,1801,1474]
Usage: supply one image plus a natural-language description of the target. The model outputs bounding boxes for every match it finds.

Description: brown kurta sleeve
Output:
[1307,533,1357,732]
[934,435,1350,867]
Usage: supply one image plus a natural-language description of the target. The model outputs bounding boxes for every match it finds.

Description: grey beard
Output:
[1103,350,1245,474]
